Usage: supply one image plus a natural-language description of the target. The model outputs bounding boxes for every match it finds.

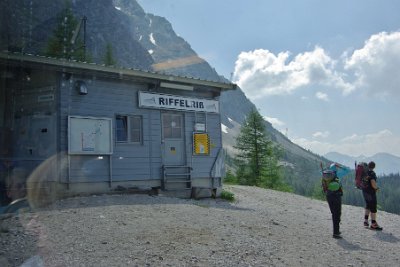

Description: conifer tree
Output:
[103,43,117,66]
[45,0,85,61]
[234,109,288,190]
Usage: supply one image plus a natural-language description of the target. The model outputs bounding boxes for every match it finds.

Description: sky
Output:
[137,0,400,158]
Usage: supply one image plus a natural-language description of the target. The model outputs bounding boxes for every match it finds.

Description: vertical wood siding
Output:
[60,75,221,184]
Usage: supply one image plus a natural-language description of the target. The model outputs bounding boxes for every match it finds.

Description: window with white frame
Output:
[116,115,142,143]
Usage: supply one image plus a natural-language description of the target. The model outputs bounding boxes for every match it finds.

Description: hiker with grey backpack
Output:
[357,161,383,230]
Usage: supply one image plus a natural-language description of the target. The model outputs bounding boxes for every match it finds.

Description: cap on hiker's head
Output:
[329,163,337,171]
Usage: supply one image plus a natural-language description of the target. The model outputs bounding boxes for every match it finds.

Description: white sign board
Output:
[194,123,206,132]
[68,116,113,155]
[139,91,219,113]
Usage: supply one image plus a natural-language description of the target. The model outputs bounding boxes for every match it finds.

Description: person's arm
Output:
[321,179,327,193]
[370,179,379,191]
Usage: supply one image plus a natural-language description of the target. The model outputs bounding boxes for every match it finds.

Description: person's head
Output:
[368,161,376,169]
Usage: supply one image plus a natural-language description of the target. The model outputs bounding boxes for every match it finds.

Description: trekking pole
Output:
[354,161,358,189]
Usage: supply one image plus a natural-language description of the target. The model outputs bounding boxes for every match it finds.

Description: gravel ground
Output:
[1,185,399,267]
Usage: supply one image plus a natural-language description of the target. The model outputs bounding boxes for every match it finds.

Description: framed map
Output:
[68,116,113,155]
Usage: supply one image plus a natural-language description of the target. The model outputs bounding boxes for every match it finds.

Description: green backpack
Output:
[322,170,341,191]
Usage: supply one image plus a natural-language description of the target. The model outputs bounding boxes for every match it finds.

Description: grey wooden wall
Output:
[59,74,222,185]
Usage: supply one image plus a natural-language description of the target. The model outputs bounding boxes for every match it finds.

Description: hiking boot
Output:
[364,221,369,227]
[370,223,383,231]
[333,233,342,239]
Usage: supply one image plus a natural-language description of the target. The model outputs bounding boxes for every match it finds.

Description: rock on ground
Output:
[0,185,399,267]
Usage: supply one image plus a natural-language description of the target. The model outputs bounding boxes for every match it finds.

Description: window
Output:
[162,113,182,139]
[116,115,142,143]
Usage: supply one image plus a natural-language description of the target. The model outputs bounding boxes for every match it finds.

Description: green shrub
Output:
[220,190,235,202]
[223,170,238,184]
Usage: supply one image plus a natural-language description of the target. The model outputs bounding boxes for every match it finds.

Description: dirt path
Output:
[1,185,399,266]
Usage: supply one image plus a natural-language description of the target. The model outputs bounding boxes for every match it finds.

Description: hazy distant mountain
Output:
[325,152,400,175]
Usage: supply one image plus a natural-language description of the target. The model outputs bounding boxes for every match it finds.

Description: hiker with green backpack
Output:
[321,162,350,239]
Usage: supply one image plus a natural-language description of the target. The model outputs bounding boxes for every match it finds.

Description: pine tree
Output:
[234,109,288,190]
[45,0,85,61]
[103,43,117,66]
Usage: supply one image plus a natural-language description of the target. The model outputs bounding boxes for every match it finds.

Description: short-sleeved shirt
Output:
[363,169,377,194]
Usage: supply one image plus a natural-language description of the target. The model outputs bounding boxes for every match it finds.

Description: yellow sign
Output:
[193,133,209,155]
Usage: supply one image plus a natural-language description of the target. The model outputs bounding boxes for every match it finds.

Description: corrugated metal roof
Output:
[0,51,237,90]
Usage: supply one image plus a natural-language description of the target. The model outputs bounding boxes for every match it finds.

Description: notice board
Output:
[68,116,113,155]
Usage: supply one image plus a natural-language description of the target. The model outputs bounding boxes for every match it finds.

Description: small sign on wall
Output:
[194,123,205,132]
[193,133,210,155]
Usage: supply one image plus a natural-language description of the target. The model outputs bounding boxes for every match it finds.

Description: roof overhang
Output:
[0,51,237,91]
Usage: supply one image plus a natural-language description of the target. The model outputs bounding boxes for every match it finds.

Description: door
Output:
[162,113,185,165]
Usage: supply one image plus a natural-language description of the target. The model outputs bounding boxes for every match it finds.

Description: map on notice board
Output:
[68,116,113,155]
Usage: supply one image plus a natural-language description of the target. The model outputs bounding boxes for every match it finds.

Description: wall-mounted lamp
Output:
[75,80,88,95]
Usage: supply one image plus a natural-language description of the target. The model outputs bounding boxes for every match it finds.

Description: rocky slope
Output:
[0,0,153,69]
[1,186,399,267]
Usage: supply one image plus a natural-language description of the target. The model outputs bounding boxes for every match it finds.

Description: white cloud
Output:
[315,91,329,101]
[292,138,334,155]
[293,129,400,157]
[345,31,400,99]
[340,133,362,143]
[232,31,400,158]
[263,116,285,128]
[233,47,353,100]
[338,130,400,156]
[233,31,400,100]
[312,131,330,138]
[263,116,287,136]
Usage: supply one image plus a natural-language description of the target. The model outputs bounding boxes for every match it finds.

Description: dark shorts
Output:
[362,191,377,213]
